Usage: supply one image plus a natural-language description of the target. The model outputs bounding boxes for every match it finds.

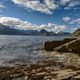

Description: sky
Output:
[0,0,80,33]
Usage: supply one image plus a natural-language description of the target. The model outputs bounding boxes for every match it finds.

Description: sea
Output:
[0,35,69,66]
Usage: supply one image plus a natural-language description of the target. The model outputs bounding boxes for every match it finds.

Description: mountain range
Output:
[0,23,71,36]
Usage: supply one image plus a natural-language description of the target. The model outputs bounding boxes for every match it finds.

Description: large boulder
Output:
[67,38,80,52]
[44,38,77,51]
[44,41,62,51]
[55,38,80,53]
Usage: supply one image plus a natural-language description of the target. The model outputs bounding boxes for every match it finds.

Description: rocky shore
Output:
[0,36,80,80]
[0,56,80,80]
[0,28,80,80]
[0,37,80,80]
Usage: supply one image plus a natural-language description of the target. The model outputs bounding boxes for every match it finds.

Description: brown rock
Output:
[54,69,78,80]
[27,74,44,80]
[74,74,80,79]
[44,38,76,51]
[67,38,80,52]
[55,38,80,53]
[44,41,61,51]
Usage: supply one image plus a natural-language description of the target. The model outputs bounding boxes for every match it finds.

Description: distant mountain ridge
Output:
[0,23,71,36]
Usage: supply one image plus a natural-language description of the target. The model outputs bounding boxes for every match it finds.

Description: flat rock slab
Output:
[55,38,80,53]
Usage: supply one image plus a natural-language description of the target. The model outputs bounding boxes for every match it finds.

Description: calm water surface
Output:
[0,35,69,66]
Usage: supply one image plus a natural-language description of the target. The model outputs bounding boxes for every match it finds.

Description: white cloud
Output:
[70,27,78,32]
[73,18,80,24]
[0,4,5,8]
[44,0,58,10]
[60,0,80,10]
[0,3,6,13]
[63,17,71,22]
[0,17,66,33]
[69,18,80,24]
[68,1,79,7]
[60,0,71,5]
[12,0,58,14]
[11,0,80,14]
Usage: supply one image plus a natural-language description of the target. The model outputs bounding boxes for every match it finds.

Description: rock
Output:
[55,38,80,53]
[44,38,76,51]
[44,41,62,51]
[74,74,80,79]
[54,45,69,52]
[27,74,44,80]
[54,69,79,80]
[62,38,77,43]
[67,38,80,52]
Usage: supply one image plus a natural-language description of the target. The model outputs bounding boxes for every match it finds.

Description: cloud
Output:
[60,0,71,5]
[59,0,80,10]
[70,27,78,32]
[0,17,66,33]
[12,0,58,14]
[73,18,80,24]
[0,4,5,8]
[69,18,80,24]
[44,0,58,9]
[63,17,71,22]
[0,2,6,13]
[63,0,80,10]
[11,0,80,14]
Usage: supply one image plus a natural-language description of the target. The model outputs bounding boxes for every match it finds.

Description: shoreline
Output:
[0,37,80,80]
[0,52,80,80]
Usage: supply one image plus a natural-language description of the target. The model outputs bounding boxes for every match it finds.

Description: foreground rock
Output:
[55,38,80,53]
[0,60,80,80]
[44,38,77,51]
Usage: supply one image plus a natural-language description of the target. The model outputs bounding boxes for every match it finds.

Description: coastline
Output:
[0,37,80,80]
[0,52,80,80]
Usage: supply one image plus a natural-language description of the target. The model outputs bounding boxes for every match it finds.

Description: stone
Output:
[67,38,80,52]
[44,38,76,51]
[74,74,80,79]
[27,74,44,80]
[55,38,80,53]
[54,69,78,80]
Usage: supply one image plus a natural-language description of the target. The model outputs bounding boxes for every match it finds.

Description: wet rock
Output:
[44,40,66,51]
[55,38,80,53]
[44,38,76,51]
[0,58,80,80]
[54,69,79,80]
[74,74,80,79]
[67,38,80,53]
[27,74,44,80]
[54,45,69,52]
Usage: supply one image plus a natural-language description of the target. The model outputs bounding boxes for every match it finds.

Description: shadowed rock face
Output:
[67,38,80,52]
[44,41,62,51]
[44,38,77,51]
[55,38,80,53]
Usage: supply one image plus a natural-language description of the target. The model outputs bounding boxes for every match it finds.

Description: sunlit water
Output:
[0,35,69,66]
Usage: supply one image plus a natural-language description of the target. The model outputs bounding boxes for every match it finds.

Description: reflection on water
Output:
[0,35,69,66]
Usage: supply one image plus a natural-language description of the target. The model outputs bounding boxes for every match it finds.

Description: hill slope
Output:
[73,29,80,37]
